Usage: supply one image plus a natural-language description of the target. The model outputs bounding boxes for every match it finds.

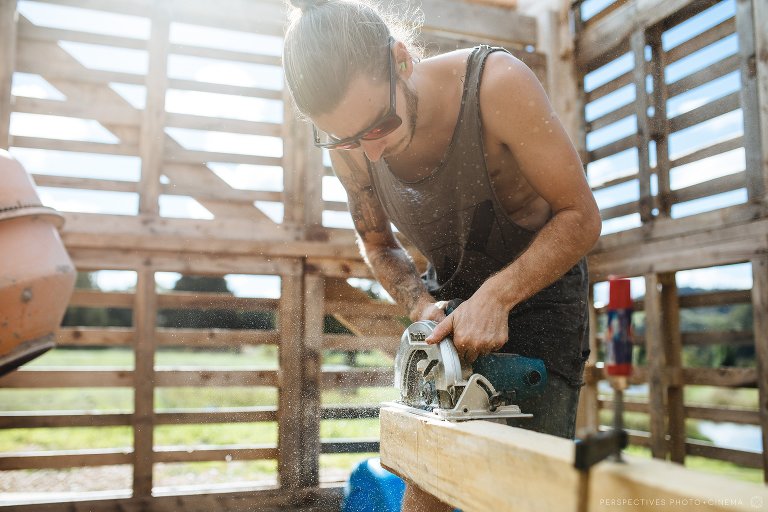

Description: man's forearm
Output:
[361,242,434,321]
[480,207,600,311]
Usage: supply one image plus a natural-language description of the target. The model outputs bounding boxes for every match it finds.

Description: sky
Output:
[6,0,755,303]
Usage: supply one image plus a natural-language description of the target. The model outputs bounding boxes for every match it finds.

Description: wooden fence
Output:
[572,0,767,482]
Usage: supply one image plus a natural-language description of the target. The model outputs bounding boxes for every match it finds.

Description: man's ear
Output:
[393,40,414,79]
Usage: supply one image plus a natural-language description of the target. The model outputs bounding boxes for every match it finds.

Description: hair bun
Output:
[289,0,329,11]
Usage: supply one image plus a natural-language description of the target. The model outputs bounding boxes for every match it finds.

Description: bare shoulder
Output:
[479,51,554,139]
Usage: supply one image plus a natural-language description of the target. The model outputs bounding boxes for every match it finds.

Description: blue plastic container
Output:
[342,458,405,512]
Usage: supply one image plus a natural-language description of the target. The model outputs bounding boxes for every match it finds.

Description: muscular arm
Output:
[331,150,440,322]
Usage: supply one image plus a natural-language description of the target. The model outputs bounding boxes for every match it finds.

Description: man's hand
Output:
[410,297,447,323]
[424,291,509,362]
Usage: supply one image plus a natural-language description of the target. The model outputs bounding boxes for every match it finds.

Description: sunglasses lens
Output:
[361,115,402,141]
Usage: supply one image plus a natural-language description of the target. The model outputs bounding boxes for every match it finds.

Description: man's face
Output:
[313,70,414,163]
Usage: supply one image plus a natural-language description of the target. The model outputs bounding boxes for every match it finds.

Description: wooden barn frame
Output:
[0,0,766,510]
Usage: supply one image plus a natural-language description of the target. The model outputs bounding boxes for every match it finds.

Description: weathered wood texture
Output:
[380,407,768,512]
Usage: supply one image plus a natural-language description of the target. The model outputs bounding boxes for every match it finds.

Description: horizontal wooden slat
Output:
[624,429,762,468]
[169,43,281,67]
[321,368,393,389]
[588,134,638,162]
[320,439,380,454]
[164,147,281,167]
[682,367,758,387]
[586,101,635,132]
[321,406,380,420]
[155,407,278,424]
[13,96,141,126]
[666,17,736,65]
[0,411,131,429]
[18,19,147,49]
[10,136,138,156]
[668,92,741,133]
[31,175,139,193]
[669,171,746,204]
[157,292,279,310]
[325,300,402,317]
[154,445,278,463]
[323,335,394,352]
[0,449,132,470]
[599,200,639,221]
[16,52,145,86]
[585,70,633,104]
[167,78,281,100]
[56,327,133,346]
[155,369,278,387]
[590,173,638,193]
[0,369,133,387]
[596,400,761,425]
[670,135,744,168]
[164,113,282,137]
[577,0,720,71]
[679,289,752,308]
[667,53,740,98]
[156,328,280,347]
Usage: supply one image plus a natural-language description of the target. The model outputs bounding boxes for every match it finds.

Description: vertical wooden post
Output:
[278,270,305,489]
[133,265,157,497]
[632,29,654,224]
[0,0,17,150]
[576,285,600,435]
[736,0,767,205]
[305,138,325,235]
[282,94,308,229]
[649,26,671,217]
[751,256,768,483]
[660,272,685,464]
[301,273,324,487]
[138,1,170,216]
[644,273,668,459]
[750,0,768,216]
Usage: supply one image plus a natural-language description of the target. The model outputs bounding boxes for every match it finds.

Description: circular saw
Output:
[391,320,547,422]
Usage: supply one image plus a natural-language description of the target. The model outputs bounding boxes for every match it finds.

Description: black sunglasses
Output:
[312,37,403,150]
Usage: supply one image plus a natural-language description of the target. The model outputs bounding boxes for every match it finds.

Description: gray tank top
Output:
[368,45,536,301]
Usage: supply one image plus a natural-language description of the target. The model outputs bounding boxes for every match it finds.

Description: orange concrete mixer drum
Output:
[0,150,77,376]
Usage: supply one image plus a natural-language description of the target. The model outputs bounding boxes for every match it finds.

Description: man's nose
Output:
[361,139,386,162]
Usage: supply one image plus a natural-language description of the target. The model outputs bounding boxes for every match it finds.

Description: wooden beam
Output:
[0,0,16,150]
[753,0,768,214]
[751,255,768,482]
[379,407,768,512]
[300,273,323,487]
[660,272,685,464]
[644,273,667,459]
[132,266,156,498]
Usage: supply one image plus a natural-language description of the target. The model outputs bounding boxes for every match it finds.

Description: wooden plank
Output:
[660,273,685,464]
[154,370,279,387]
[585,70,633,104]
[585,101,635,132]
[668,91,741,134]
[18,20,147,50]
[417,0,537,47]
[155,328,280,347]
[164,147,282,167]
[587,133,638,162]
[31,174,139,193]
[57,327,133,346]
[667,53,740,98]
[35,0,151,17]
[596,400,761,425]
[380,407,768,512]
[649,26,672,217]
[753,0,768,216]
[751,255,768,482]
[738,0,767,204]
[165,112,281,137]
[139,0,171,217]
[0,412,131,428]
[321,405,380,420]
[380,407,580,512]
[577,0,720,71]
[644,273,667,459]
[13,95,141,126]
[154,445,278,463]
[167,77,282,100]
[598,200,639,222]
[9,135,139,156]
[300,274,323,487]
[281,89,308,227]
[669,171,747,205]
[168,43,281,67]
[157,292,278,310]
[320,439,379,454]
[631,29,653,223]
[133,265,156,497]
[670,135,743,168]
[277,273,304,489]
[0,449,133,470]
[0,369,133,387]
[321,369,393,389]
[682,367,758,387]
[666,17,736,65]
[0,0,17,149]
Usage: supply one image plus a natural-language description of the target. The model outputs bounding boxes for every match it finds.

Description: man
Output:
[283,1,601,510]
